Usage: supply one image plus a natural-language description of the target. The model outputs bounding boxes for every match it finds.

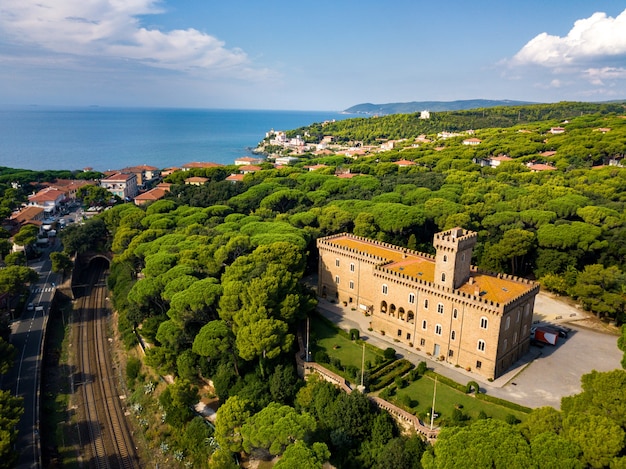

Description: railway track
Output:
[74,261,139,468]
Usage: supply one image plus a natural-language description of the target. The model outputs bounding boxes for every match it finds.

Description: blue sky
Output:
[0,1,625,110]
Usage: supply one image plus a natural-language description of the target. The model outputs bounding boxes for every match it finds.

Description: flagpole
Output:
[430,376,437,430]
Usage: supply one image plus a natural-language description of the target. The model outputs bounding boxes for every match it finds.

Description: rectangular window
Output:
[349,280,354,290]
[382,285,388,295]
[406,333,411,340]
[350,263,355,272]
[420,338,426,346]
[408,293,415,304]
[397,329,402,337]
[435,324,442,335]
[448,350,454,357]
[335,258,340,267]
[476,360,482,369]
[437,303,444,314]
[422,320,427,330]
[453,308,458,319]
[335,276,340,284]
[424,299,429,309]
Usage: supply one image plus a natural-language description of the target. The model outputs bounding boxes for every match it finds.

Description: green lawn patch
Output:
[311,315,382,369]
[387,374,528,425]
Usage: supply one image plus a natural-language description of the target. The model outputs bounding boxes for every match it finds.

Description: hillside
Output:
[343,99,536,116]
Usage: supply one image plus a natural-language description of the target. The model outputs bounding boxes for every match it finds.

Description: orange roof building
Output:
[184,176,209,186]
[181,162,223,171]
[317,228,539,380]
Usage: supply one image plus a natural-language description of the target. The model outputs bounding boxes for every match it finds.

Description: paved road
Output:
[317,291,622,409]
[1,245,61,469]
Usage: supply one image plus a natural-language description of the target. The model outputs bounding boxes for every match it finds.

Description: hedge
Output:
[369,359,414,391]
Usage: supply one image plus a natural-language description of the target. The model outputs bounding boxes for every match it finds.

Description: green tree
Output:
[568,264,626,319]
[0,337,16,374]
[240,403,316,457]
[158,379,198,427]
[12,224,39,249]
[0,390,23,467]
[422,419,532,469]
[0,266,38,316]
[214,396,252,453]
[561,413,624,469]
[50,251,73,278]
[519,406,563,441]
[274,441,330,469]
[530,432,582,469]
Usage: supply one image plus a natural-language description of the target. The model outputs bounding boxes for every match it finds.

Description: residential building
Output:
[134,186,170,206]
[119,165,161,189]
[181,162,223,171]
[27,187,66,215]
[184,176,209,186]
[317,228,539,380]
[100,172,139,200]
[234,156,263,166]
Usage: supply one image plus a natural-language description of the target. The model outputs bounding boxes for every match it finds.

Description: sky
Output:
[0,1,625,111]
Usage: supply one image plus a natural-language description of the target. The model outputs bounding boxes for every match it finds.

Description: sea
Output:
[0,106,350,172]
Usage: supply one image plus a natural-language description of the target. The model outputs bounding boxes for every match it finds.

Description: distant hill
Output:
[343,99,537,116]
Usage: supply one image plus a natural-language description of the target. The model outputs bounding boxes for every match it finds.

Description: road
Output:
[1,243,61,469]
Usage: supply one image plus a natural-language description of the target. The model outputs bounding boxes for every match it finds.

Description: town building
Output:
[100,172,139,200]
[119,165,161,190]
[317,228,539,380]
[27,187,67,215]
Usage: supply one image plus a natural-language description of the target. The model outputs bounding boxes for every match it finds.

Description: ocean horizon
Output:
[0,106,349,172]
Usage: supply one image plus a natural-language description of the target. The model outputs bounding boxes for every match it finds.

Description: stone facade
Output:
[317,228,539,380]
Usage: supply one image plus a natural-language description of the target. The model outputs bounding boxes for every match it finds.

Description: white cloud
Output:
[0,0,257,76]
[583,67,626,86]
[511,9,626,67]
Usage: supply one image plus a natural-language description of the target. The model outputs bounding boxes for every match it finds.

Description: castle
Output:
[317,227,540,380]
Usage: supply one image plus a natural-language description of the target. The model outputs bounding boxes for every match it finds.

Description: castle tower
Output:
[433,227,477,289]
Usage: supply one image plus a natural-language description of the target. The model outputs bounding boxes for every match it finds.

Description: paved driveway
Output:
[316,291,623,409]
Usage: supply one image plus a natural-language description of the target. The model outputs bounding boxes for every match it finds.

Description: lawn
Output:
[310,314,529,426]
[389,374,528,424]
[310,316,383,372]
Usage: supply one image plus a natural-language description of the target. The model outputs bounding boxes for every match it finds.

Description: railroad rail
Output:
[73,262,139,468]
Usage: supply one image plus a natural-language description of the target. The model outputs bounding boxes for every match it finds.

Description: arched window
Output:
[480,316,488,329]
[437,303,444,314]
[422,320,427,330]
[380,301,388,314]
[503,338,508,352]
[443,254,447,262]
[453,308,458,319]
[477,340,485,352]
[389,304,396,318]
[407,311,415,324]
[505,316,511,330]
[398,307,405,321]
[424,299,429,309]
[441,273,446,282]
[513,332,518,344]
[435,324,442,335]
[451,330,456,341]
